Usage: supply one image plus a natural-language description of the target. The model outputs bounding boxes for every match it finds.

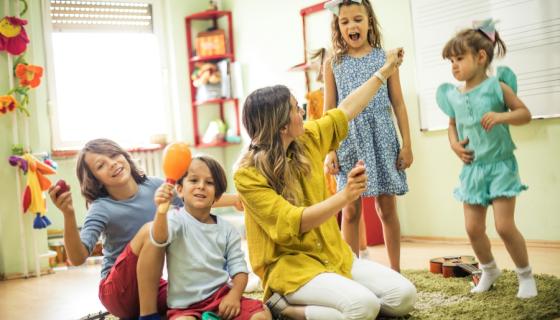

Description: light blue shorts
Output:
[454,157,527,206]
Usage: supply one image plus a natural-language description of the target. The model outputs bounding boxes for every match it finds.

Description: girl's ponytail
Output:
[493,31,506,59]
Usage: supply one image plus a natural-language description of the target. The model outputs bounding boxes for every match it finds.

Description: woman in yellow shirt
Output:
[234,48,416,320]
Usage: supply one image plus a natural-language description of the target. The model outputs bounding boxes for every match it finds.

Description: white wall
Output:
[225,0,560,241]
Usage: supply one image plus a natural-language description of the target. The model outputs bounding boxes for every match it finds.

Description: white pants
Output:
[285,258,417,320]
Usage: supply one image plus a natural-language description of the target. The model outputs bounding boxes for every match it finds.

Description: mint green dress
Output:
[436,66,527,206]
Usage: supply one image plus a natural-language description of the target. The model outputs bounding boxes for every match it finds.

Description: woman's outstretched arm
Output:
[338,48,404,121]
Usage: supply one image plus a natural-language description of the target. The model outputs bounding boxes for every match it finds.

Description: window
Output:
[44,0,169,150]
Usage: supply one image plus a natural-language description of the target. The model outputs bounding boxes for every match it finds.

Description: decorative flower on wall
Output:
[0,95,18,114]
[0,16,30,55]
[15,63,43,88]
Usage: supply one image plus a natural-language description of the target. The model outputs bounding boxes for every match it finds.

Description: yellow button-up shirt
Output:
[234,109,354,299]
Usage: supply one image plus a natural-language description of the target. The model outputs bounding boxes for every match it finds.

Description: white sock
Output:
[471,260,501,293]
[359,249,370,259]
[516,266,537,299]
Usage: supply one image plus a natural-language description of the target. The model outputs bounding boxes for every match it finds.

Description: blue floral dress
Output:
[333,47,408,196]
[436,66,527,206]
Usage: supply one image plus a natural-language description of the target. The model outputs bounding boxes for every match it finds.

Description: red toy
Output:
[54,179,70,197]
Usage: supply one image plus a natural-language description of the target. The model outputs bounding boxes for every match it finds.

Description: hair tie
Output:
[472,18,499,43]
[324,0,362,15]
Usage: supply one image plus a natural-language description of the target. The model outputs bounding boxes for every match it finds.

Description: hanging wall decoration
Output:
[8,153,57,229]
[0,16,29,56]
[0,94,19,115]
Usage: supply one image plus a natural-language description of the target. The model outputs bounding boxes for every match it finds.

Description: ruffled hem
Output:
[489,184,528,200]
[363,188,408,197]
[454,189,490,206]
[454,184,528,206]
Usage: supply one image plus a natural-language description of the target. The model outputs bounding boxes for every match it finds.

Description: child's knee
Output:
[465,223,486,238]
[342,205,361,222]
[495,222,517,240]
[250,309,272,320]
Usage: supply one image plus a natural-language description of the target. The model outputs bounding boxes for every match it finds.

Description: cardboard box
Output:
[196,29,226,57]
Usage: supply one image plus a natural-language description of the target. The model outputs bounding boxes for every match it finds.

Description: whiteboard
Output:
[410,0,560,131]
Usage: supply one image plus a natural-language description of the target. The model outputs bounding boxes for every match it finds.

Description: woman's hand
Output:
[451,137,474,164]
[48,184,74,217]
[324,151,340,175]
[218,291,241,320]
[343,160,367,201]
[154,183,174,206]
[381,48,405,79]
[397,146,413,170]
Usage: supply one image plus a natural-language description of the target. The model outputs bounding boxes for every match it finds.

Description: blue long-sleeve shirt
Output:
[151,207,249,308]
[80,176,182,278]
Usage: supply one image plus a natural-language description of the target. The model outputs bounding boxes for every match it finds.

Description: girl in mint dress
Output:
[436,19,537,299]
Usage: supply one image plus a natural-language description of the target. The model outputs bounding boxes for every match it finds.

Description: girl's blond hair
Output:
[237,85,311,204]
[330,0,382,64]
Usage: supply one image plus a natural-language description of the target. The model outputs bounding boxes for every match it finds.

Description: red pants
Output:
[168,285,265,320]
[98,244,167,319]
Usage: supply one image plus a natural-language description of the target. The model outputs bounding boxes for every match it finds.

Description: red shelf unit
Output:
[290,1,328,92]
[185,10,240,148]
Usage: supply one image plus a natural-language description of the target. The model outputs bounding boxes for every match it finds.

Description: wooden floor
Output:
[0,241,558,320]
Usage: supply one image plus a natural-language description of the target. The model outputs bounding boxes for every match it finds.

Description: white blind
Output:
[49,0,153,33]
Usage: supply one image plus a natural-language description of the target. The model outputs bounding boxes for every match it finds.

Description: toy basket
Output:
[195,29,226,57]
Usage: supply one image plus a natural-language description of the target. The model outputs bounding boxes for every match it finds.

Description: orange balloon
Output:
[162,142,192,184]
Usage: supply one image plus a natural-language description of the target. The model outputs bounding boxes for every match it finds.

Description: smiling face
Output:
[337,4,370,53]
[84,152,132,189]
[177,159,217,213]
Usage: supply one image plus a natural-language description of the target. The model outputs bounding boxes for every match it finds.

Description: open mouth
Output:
[349,32,360,41]
[194,194,207,199]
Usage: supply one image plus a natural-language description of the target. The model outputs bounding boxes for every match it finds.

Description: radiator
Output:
[129,146,163,177]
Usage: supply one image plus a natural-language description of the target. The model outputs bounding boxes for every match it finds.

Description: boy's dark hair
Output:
[442,29,506,66]
[76,138,147,204]
[177,155,227,200]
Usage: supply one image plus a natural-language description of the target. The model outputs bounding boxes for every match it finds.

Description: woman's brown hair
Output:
[76,138,147,204]
[330,0,382,64]
[237,85,311,204]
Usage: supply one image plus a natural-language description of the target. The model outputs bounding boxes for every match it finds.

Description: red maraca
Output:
[157,142,192,214]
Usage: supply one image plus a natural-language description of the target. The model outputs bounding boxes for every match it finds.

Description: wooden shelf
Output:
[186,10,230,21]
[190,54,234,63]
[289,61,314,72]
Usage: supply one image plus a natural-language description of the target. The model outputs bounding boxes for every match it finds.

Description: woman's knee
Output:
[382,281,417,317]
[346,293,380,320]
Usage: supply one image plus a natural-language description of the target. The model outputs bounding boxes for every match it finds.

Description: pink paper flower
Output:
[0,16,30,55]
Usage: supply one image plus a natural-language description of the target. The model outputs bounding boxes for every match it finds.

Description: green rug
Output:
[386,270,560,320]
[87,270,560,320]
